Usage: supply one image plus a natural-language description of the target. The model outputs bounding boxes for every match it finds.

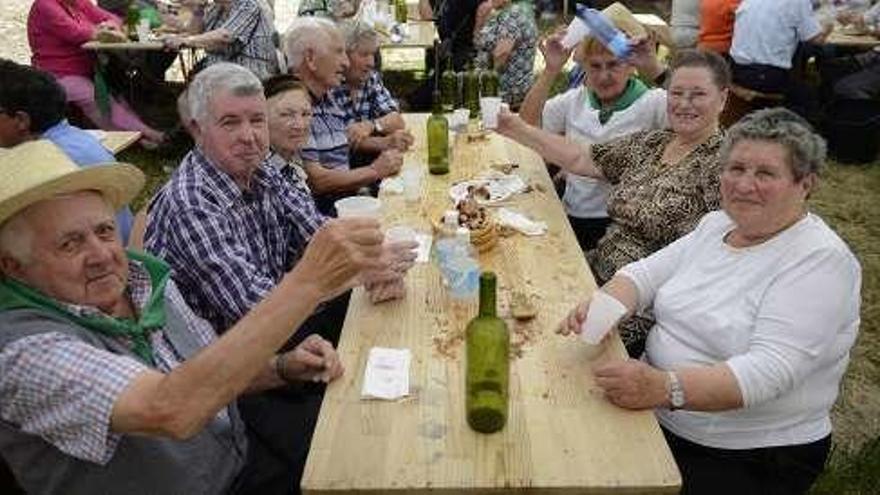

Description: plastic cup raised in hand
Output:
[385,225,417,244]
[480,97,503,130]
[580,290,627,345]
[561,17,592,50]
[335,196,382,219]
[136,19,151,42]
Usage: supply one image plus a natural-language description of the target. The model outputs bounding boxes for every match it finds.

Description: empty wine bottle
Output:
[427,90,449,175]
[465,272,509,434]
[479,60,500,98]
[440,61,459,112]
[463,62,480,117]
[394,0,408,24]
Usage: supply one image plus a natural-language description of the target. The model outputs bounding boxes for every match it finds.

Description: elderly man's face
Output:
[346,40,378,85]
[197,88,270,186]
[314,31,349,89]
[1,192,129,315]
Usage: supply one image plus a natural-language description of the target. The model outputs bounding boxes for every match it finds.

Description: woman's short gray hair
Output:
[283,16,339,71]
[720,108,827,181]
[340,19,379,51]
[187,63,264,124]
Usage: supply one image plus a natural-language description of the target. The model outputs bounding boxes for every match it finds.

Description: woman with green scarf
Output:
[498,47,731,357]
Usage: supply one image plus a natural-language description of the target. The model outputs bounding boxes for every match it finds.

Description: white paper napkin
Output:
[449,174,528,205]
[580,290,627,345]
[497,208,547,236]
[361,347,411,400]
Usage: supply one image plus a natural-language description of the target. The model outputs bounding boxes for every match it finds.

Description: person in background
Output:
[670,0,700,49]
[298,0,360,19]
[698,0,742,56]
[829,2,880,100]
[561,108,860,495]
[333,21,414,165]
[284,17,403,215]
[26,0,166,148]
[162,0,279,80]
[472,0,538,109]
[0,59,135,244]
[517,7,667,253]
[0,139,380,494]
[729,0,832,119]
[498,50,729,357]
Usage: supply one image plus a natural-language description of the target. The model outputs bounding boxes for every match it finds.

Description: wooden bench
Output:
[722,84,785,128]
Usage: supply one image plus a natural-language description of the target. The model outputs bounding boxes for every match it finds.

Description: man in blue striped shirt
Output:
[284,17,405,214]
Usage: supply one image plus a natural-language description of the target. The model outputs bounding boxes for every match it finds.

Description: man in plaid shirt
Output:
[0,139,386,494]
[284,17,407,214]
[331,22,414,162]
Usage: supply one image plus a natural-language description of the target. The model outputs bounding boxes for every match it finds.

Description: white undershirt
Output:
[542,86,667,218]
[619,211,861,449]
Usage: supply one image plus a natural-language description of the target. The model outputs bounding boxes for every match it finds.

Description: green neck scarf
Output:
[588,77,649,125]
[0,251,171,365]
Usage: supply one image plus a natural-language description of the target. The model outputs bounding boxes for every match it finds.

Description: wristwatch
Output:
[373,119,384,135]
[667,371,686,410]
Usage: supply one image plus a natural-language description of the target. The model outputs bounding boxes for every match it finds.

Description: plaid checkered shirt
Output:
[202,0,279,80]
[0,261,217,465]
[300,89,353,169]
[144,147,326,333]
[330,71,400,123]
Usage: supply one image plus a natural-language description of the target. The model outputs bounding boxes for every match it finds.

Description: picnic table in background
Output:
[92,130,142,154]
[826,25,880,48]
[301,114,681,494]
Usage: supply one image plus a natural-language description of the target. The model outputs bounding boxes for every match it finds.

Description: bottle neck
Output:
[478,273,497,318]
[431,92,443,113]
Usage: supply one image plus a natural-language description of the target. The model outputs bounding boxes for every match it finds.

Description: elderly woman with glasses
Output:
[497,49,730,356]
[561,108,861,495]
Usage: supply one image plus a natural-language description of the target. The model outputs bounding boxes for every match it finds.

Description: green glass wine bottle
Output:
[440,62,458,113]
[394,0,408,24]
[465,272,509,434]
[125,1,140,40]
[480,62,500,98]
[463,62,480,117]
[427,90,449,175]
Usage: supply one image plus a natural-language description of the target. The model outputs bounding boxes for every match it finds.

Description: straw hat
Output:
[0,140,144,226]
[602,2,673,47]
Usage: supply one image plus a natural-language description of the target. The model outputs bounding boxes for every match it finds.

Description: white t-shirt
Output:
[671,0,701,48]
[620,211,861,450]
[730,0,823,69]
[542,86,667,219]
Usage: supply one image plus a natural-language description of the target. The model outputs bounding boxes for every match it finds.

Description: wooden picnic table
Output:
[826,26,880,48]
[301,114,681,494]
[97,131,142,154]
[82,40,168,51]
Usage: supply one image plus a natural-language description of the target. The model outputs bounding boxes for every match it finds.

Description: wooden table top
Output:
[301,114,681,494]
[827,27,880,48]
[82,40,168,51]
[98,131,142,154]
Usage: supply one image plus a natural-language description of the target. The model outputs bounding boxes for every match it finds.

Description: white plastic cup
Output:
[580,290,627,345]
[452,108,470,132]
[480,97,503,129]
[385,225,417,243]
[561,17,592,50]
[136,19,151,42]
[335,196,382,219]
[401,168,422,203]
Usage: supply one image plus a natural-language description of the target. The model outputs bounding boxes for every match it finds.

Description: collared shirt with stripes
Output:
[301,90,353,169]
[144,147,326,333]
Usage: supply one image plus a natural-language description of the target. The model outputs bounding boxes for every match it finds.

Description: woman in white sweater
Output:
[561,108,861,494]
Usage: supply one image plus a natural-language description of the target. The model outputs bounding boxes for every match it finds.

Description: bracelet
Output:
[273,354,295,385]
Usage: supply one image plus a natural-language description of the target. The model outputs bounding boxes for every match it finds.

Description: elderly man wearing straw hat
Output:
[0,140,387,494]
[517,2,669,252]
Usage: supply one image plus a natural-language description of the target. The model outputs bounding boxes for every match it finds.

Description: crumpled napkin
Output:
[380,176,404,194]
[497,208,547,236]
[449,173,528,205]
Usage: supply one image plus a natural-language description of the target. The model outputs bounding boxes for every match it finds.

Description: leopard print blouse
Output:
[583,128,723,355]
